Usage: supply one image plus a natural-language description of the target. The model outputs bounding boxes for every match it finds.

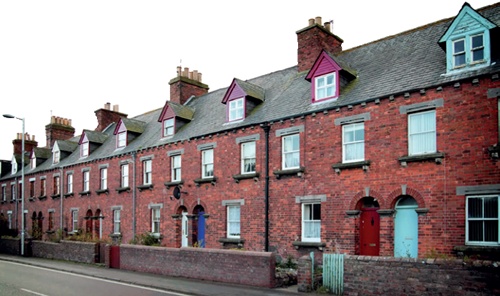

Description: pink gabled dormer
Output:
[157,101,194,138]
[79,129,108,157]
[113,118,146,149]
[221,78,264,122]
[306,50,356,103]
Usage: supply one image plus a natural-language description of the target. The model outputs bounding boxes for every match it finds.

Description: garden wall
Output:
[0,238,20,255]
[114,244,276,288]
[31,240,99,264]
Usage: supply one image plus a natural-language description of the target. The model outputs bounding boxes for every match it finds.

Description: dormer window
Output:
[31,156,37,169]
[117,131,127,148]
[11,157,17,175]
[53,149,60,165]
[228,98,244,122]
[221,78,264,123]
[315,73,336,101]
[439,3,495,74]
[163,118,174,137]
[81,141,89,157]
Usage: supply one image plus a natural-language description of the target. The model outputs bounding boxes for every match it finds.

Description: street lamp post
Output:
[3,114,25,256]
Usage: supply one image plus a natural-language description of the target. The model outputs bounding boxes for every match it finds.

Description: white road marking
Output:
[21,288,48,296]
[4,261,190,296]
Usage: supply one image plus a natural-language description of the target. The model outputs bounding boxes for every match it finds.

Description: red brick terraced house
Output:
[1,2,500,261]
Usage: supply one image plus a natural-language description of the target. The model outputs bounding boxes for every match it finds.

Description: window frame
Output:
[71,209,78,233]
[81,141,89,158]
[53,150,60,164]
[301,203,321,243]
[227,205,241,239]
[1,185,5,201]
[201,149,214,179]
[113,209,121,235]
[10,184,15,201]
[48,211,54,231]
[228,97,245,122]
[29,180,35,198]
[117,131,127,148]
[163,118,175,137]
[342,122,365,163]
[241,141,256,174]
[83,171,90,192]
[67,173,73,194]
[408,110,436,156]
[40,179,46,197]
[151,207,161,235]
[121,164,129,188]
[143,159,152,185]
[100,168,108,190]
[314,72,337,102]
[282,134,300,170]
[53,176,60,195]
[171,155,181,182]
[466,195,499,246]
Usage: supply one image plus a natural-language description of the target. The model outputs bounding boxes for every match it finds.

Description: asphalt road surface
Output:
[0,260,190,296]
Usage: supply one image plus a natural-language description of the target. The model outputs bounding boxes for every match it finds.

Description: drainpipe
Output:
[132,152,137,239]
[59,167,64,232]
[261,123,271,252]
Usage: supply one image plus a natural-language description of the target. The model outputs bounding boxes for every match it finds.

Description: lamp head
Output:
[3,114,15,119]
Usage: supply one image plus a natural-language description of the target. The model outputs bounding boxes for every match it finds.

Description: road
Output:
[0,260,190,296]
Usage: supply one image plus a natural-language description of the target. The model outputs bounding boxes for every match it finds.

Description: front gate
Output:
[323,253,344,295]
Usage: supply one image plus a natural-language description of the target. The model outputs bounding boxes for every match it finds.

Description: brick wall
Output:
[117,244,276,288]
[0,237,20,255]
[31,240,98,264]
[342,255,500,295]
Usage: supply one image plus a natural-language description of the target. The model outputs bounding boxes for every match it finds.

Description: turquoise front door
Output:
[394,197,418,258]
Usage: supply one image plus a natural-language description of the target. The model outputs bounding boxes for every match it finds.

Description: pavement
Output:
[0,254,301,296]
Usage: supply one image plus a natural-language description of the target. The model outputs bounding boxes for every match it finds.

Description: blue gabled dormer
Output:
[439,2,497,74]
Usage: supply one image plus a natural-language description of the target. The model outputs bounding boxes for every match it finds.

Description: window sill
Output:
[232,172,260,183]
[28,197,36,202]
[137,184,154,192]
[79,191,91,197]
[96,189,109,195]
[218,237,245,248]
[273,167,305,179]
[164,180,184,189]
[109,233,122,238]
[292,241,326,251]
[115,187,130,193]
[64,193,74,198]
[38,195,47,201]
[9,200,16,204]
[45,230,55,235]
[454,245,500,261]
[51,194,61,200]
[398,152,445,166]
[332,160,371,174]
[194,177,217,187]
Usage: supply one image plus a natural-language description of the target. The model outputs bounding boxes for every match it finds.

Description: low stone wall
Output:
[31,240,99,264]
[115,244,276,288]
[0,238,20,255]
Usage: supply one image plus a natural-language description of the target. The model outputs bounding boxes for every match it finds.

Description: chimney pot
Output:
[105,102,111,110]
[315,16,322,25]
[32,135,35,141]
[193,70,198,81]
[308,18,315,26]
[177,66,182,77]
[113,104,119,112]
[183,67,189,77]
[324,22,331,32]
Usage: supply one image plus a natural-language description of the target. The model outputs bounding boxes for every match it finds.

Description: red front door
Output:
[359,208,380,256]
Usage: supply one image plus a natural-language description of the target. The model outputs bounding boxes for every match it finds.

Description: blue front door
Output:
[394,197,418,258]
[197,212,205,248]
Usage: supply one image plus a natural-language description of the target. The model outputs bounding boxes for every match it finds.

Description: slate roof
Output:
[168,102,195,121]
[233,79,265,102]
[2,3,499,178]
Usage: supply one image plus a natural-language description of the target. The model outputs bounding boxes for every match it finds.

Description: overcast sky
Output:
[0,0,496,160]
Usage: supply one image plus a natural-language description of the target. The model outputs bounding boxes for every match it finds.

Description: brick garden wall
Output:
[0,238,20,255]
[117,244,276,288]
[31,240,98,264]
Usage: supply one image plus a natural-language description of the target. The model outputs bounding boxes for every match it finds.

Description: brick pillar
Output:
[297,255,313,292]
[378,210,394,256]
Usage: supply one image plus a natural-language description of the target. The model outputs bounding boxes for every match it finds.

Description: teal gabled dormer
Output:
[439,2,497,74]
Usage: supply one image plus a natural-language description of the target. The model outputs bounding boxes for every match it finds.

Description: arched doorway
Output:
[193,205,205,248]
[358,197,380,256]
[394,196,418,258]
[85,209,93,238]
[95,209,102,240]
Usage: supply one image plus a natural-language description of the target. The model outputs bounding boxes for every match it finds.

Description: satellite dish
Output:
[173,186,181,199]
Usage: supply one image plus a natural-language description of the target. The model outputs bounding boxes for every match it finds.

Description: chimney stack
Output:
[296,16,343,72]
[94,102,128,132]
[169,67,209,105]
[45,115,76,149]
[12,132,38,157]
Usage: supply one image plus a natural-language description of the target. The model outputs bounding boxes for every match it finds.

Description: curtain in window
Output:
[283,135,299,168]
[228,206,240,237]
[409,111,436,155]
[242,142,256,173]
[344,123,364,162]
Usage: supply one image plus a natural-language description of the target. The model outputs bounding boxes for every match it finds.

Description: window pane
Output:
[468,221,483,241]
[468,198,483,218]
[454,39,464,53]
[472,49,484,61]
[472,35,483,48]
[484,221,498,242]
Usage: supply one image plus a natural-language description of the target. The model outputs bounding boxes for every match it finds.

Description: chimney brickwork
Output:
[12,133,37,156]
[45,116,76,149]
[297,16,343,72]
[169,66,209,105]
[94,102,128,132]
